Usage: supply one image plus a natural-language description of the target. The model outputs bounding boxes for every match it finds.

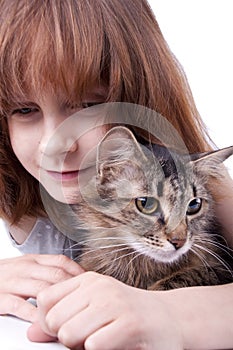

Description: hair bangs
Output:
[0,0,110,113]
[0,0,152,113]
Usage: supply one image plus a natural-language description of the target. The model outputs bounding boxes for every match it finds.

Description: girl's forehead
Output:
[30,85,109,104]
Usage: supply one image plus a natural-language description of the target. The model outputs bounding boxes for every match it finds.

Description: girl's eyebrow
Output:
[11,100,38,106]
[60,88,108,105]
[9,96,36,106]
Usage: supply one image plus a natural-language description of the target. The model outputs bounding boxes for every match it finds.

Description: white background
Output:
[149,0,233,176]
[0,1,232,257]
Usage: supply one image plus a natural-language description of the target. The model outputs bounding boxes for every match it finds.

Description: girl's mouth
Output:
[46,170,79,181]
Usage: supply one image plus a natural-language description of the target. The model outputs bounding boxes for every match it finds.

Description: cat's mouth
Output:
[131,238,191,263]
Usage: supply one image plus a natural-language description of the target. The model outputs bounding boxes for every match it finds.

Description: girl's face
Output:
[7,87,108,203]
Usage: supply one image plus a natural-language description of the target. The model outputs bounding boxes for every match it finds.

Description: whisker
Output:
[205,232,231,247]
[190,246,213,272]
[80,242,130,250]
[63,236,131,252]
[80,245,131,258]
[78,236,131,245]
[194,243,233,276]
[63,245,82,252]
[125,250,145,269]
[196,237,233,257]
[101,250,137,276]
[110,249,137,263]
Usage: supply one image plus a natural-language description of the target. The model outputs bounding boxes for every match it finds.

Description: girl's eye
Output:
[81,102,103,109]
[135,197,159,215]
[186,197,202,215]
[11,107,38,116]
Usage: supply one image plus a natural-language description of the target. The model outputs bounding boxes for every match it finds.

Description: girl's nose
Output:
[40,133,79,156]
[39,117,79,157]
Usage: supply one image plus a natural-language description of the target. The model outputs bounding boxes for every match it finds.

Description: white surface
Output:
[0,316,68,350]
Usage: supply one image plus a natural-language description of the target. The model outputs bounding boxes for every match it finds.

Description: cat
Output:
[47,126,233,290]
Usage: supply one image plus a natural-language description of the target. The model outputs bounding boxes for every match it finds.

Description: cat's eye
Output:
[135,197,159,215]
[186,198,202,215]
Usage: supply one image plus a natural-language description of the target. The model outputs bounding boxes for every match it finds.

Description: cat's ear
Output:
[192,145,233,177]
[96,126,147,175]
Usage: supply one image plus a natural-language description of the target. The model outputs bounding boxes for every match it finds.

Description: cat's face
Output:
[76,126,233,264]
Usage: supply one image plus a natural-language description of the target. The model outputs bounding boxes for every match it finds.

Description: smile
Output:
[46,170,80,181]
[45,164,96,182]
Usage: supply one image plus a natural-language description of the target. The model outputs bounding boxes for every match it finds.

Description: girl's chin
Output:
[54,191,80,204]
[39,167,96,205]
[41,184,81,205]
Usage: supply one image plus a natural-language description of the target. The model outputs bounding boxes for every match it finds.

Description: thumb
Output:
[27,321,57,343]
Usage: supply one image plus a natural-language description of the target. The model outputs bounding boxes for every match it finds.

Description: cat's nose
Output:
[167,237,186,250]
[166,221,187,250]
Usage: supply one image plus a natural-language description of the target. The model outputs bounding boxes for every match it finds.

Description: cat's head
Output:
[80,126,233,263]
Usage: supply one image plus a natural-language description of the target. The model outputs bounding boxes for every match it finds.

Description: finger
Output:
[56,306,115,349]
[37,275,82,310]
[1,257,84,295]
[29,264,82,285]
[85,319,147,350]
[31,254,84,276]
[1,278,53,298]
[0,255,83,283]
[37,276,82,336]
[37,273,107,337]
[86,318,182,350]
[0,294,37,322]
[40,286,89,335]
[27,322,57,343]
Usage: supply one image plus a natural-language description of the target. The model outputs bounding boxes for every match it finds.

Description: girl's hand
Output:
[0,254,83,323]
[29,271,183,350]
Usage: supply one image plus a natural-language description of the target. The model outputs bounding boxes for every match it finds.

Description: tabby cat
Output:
[49,126,233,290]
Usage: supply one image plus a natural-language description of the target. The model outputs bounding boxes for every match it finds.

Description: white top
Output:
[6,217,81,260]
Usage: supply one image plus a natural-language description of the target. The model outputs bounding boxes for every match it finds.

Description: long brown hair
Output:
[0,0,211,223]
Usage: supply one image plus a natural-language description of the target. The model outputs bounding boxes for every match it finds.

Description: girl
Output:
[0,0,232,349]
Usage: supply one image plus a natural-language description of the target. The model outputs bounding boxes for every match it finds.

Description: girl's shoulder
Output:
[6,217,79,259]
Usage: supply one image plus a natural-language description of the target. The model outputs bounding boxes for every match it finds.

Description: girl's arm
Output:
[29,272,233,350]
[211,170,233,248]
[164,283,233,350]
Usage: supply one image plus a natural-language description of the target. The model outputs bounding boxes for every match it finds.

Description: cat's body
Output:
[49,127,233,290]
